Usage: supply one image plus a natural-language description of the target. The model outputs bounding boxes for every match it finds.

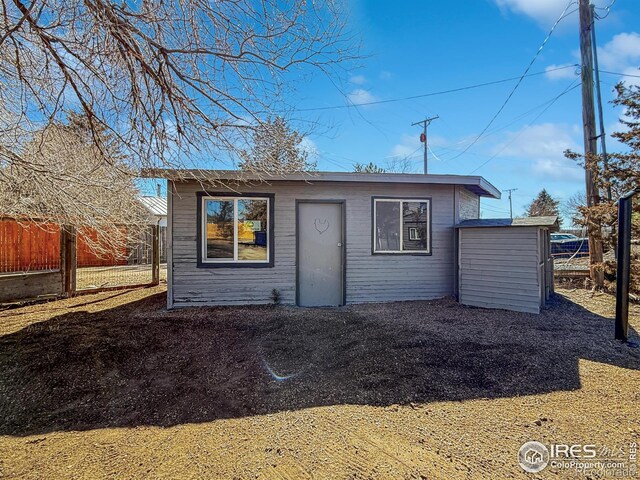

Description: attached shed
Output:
[455,216,559,314]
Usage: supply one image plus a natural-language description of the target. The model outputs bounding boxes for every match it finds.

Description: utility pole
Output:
[591,3,612,202]
[412,115,439,174]
[503,188,518,219]
[579,0,604,287]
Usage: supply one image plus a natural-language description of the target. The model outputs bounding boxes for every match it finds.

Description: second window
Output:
[373,198,431,254]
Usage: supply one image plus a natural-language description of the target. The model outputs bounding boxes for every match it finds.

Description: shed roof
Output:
[141,169,501,199]
[454,216,559,230]
[139,195,167,217]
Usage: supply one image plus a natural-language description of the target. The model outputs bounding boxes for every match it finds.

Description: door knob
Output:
[337,242,343,247]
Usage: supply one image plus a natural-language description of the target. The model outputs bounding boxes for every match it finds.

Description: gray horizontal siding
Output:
[458,227,541,314]
[170,180,457,306]
[457,186,480,221]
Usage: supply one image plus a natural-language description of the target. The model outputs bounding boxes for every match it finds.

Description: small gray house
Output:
[145,170,553,313]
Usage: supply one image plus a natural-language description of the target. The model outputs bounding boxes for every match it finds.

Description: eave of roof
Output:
[455,216,559,230]
[138,195,167,216]
[141,169,501,199]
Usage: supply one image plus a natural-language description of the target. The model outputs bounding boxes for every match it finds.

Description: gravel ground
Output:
[0,286,639,479]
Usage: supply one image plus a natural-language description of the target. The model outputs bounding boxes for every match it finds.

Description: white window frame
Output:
[408,227,421,240]
[373,198,431,254]
[201,196,270,264]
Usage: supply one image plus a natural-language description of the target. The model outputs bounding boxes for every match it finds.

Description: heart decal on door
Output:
[314,218,329,234]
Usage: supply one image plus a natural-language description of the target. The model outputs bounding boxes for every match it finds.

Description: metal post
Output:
[591,4,612,202]
[615,188,639,341]
[579,0,605,288]
[63,225,77,296]
[151,224,160,286]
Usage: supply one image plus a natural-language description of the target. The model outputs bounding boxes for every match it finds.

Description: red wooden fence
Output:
[0,220,61,272]
[0,219,128,273]
[76,228,128,267]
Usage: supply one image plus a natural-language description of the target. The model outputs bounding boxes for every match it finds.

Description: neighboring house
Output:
[138,195,167,228]
[138,195,168,263]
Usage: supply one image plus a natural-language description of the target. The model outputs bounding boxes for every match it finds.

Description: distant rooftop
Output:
[141,169,501,199]
[455,216,559,230]
[139,195,167,217]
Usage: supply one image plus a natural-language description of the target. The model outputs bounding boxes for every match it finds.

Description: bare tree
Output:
[0,115,149,255]
[563,191,586,228]
[385,156,417,174]
[353,162,385,173]
[0,0,355,221]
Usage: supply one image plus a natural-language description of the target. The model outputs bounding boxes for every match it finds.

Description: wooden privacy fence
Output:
[0,220,163,303]
[0,219,134,272]
[0,219,61,273]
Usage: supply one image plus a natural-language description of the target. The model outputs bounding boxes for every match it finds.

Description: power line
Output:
[444,0,577,163]
[468,80,581,174]
[313,78,582,172]
[427,145,445,162]
[600,70,640,78]
[593,0,616,19]
[297,65,578,112]
[482,205,512,214]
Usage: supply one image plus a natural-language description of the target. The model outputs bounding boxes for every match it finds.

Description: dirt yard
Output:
[1,287,639,479]
[75,264,167,290]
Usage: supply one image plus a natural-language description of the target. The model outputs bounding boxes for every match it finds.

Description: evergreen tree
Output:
[239,117,317,173]
[526,189,563,226]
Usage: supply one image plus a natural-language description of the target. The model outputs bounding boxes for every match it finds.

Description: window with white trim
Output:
[373,198,431,254]
[201,196,271,264]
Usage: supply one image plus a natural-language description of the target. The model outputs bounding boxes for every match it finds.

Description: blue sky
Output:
[285,0,640,219]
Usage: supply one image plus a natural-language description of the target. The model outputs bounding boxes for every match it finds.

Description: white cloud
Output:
[494,123,584,181]
[543,31,640,85]
[598,32,640,71]
[494,0,614,26]
[494,0,574,26]
[299,137,319,159]
[389,133,421,159]
[346,89,378,106]
[379,71,392,80]
[349,75,366,85]
[545,63,579,80]
[620,66,640,88]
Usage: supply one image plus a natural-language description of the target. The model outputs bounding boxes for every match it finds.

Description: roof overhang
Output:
[138,195,167,216]
[141,169,501,199]
[455,216,560,231]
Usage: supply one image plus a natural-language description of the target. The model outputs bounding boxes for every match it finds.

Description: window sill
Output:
[371,251,432,256]
[197,261,274,268]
